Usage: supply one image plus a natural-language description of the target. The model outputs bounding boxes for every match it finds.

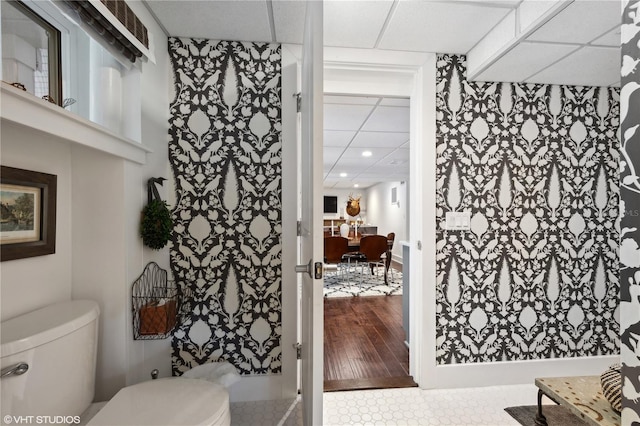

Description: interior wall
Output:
[168,37,283,377]
[435,54,619,364]
[620,1,640,421]
[70,146,127,401]
[322,188,367,222]
[0,124,72,321]
[124,0,172,387]
[1,0,170,400]
[364,181,407,261]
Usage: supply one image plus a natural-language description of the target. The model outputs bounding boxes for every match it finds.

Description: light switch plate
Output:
[445,211,471,230]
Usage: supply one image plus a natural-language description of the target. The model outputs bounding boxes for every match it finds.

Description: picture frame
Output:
[1,166,57,261]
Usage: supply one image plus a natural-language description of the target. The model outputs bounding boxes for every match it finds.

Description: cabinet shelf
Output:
[1,82,152,164]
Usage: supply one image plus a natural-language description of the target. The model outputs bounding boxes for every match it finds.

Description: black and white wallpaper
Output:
[435,55,620,364]
[621,1,640,421]
[168,38,282,375]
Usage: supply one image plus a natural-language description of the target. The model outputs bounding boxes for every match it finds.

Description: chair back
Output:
[385,232,396,268]
[387,232,396,249]
[359,235,388,263]
[324,236,349,264]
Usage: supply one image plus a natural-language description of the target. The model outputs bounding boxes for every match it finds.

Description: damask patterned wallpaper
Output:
[435,55,620,364]
[168,38,282,375]
[621,1,640,421]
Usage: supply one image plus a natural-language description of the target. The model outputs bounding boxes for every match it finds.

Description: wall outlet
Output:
[445,211,471,231]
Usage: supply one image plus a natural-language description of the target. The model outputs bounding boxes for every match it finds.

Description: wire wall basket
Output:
[132,262,180,340]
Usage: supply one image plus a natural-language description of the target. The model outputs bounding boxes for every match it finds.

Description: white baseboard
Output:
[228,375,297,402]
[427,355,620,389]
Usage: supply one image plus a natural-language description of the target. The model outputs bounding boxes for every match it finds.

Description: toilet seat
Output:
[87,378,230,426]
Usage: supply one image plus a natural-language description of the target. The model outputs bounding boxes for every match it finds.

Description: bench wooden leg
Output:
[535,389,548,426]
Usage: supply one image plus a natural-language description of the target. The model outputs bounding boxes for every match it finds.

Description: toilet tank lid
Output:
[1,300,100,357]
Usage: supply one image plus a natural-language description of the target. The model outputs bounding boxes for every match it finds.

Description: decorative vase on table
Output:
[340,223,349,238]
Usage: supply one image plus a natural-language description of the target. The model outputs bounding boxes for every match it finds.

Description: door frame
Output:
[323,48,438,389]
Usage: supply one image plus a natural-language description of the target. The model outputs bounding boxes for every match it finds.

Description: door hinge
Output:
[294,343,302,360]
[294,92,301,112]
[297,220,302,236]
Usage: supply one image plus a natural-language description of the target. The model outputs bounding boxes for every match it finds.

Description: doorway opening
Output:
[321,94,416,391]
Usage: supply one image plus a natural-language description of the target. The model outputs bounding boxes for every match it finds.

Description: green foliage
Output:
[140,199,172,250]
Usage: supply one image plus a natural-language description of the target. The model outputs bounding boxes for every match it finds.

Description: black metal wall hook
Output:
[147,177,167,204]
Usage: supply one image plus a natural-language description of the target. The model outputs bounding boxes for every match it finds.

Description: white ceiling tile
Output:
[476,42,580,82]
[379,97,410,107]
[379,2,511,53]
[324,130,356,147]
[526,46,621,87]
[526,0,620,45]
[324,95,381,105]
[591,26,621,47]
[324,147,345,165]
[324,1,394,48]
[272,1,306,44]
[341,147,396,160]
[333,181,366,189]
[350,132,409,149]
[362,106,410,132]
[326,171,355,180]
[324,104,375,131]
[383,148,410,162]
[147,1,272,42]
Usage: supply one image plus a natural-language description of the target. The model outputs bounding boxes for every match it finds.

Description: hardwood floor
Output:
[323,294,417,392]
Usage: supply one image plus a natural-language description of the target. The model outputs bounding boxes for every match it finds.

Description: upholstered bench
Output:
[534,376,620,426]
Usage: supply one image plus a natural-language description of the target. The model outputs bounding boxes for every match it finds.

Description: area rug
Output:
[323,267,402,298]
[504,405,590,426]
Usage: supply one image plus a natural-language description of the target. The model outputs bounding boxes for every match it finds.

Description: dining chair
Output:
[382,232,395,281]
[323,236,349,277]
[359,235,389,284]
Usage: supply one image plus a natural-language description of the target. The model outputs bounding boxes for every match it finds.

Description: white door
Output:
[298,1,323,425]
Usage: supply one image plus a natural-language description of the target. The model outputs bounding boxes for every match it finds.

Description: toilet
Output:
[1,300,230,426]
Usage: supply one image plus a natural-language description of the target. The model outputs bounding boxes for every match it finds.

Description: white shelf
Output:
[1,83,152,164]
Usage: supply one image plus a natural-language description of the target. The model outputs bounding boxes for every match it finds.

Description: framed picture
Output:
[1,166,57,261]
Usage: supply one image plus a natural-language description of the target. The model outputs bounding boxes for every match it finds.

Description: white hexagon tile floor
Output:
[230,384,546,425]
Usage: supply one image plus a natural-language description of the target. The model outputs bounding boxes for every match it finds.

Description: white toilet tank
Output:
[1,300,100,420]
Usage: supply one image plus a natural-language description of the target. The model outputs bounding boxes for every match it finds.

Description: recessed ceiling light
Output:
[340,172,347,177]
[354,184,359,188]
[362,151,372,157]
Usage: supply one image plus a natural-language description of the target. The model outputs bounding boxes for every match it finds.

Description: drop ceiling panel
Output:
[526,0,620,44]
[591,27,621,47]
[379,2,511,53]
[324,95,381,105]
[324,1,394,48]
[362,106,410,132]
[350,132,409,149]
[379,98,410,107]
[271,1,305,44]
[526,46,620,87]
[324,130,356,148]
[146,1,272,41]
[476,42,580,82]
[333,181,365,189]
[324,147,345,166]
[341,147,395,160]
[324,104,375,131]
[383,148,410,162]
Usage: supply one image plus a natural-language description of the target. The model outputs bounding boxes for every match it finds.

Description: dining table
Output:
[345,237,393,284]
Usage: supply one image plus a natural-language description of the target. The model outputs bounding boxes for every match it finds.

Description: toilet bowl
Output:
[1,300,230,426]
